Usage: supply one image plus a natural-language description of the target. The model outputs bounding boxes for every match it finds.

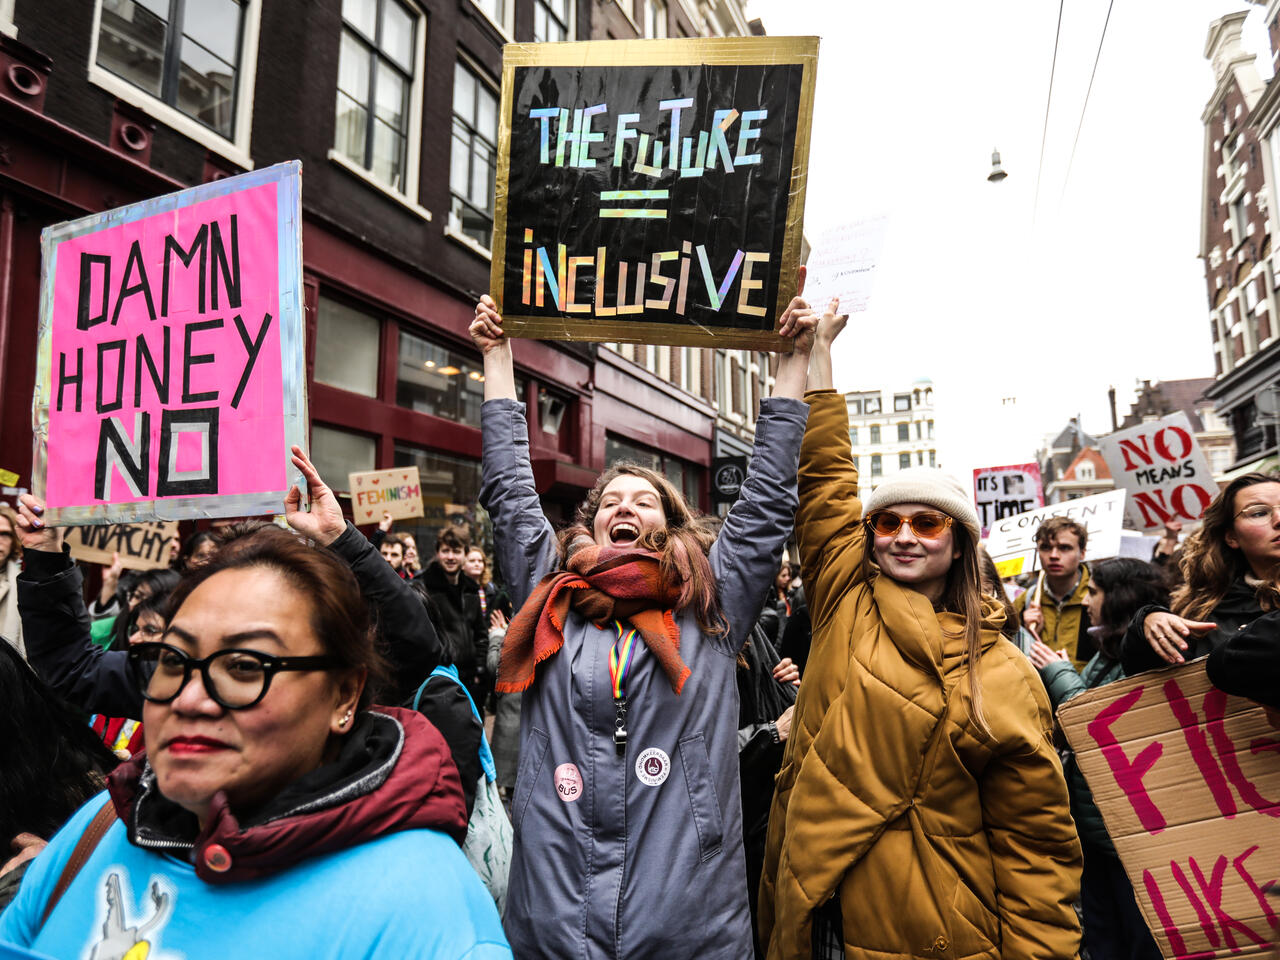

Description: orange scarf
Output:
[496,545,690,695]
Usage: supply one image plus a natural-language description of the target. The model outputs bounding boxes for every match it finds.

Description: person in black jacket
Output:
[1122,472,1280,675]
[419,527,488,704]
[1207,609,1280,713]
[13,449,454,778]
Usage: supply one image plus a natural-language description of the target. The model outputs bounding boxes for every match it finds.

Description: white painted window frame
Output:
[0,0,17,38]
[446,52,501,257]
[86,0,263,170]
[330,0,430,217]
[532,0,576,42]
[469,0,515,43]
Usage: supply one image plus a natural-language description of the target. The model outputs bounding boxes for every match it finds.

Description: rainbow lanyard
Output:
[609,620,640,752]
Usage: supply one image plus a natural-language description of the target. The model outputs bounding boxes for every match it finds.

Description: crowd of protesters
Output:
[0,282,1277,960]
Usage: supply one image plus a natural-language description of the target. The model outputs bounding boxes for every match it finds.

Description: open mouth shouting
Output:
[609,521,641,545]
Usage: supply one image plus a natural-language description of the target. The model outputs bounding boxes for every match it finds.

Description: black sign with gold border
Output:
[490,37,818,351]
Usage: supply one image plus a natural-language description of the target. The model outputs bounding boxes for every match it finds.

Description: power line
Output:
[1060,0,1115,203]
[1033,0,1066,223]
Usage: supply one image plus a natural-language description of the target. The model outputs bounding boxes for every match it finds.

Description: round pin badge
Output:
[554,763,583,802]
[635,747,671,786]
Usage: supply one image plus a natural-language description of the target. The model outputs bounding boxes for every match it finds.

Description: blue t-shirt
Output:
[0,792,511,960]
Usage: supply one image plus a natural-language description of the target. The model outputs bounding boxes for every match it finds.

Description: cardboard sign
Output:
[1099,412,1220,532]
[491,37,818,351]
[64,520,179,571]
[983,489,1126,579]
[804,216,889,316]
[973,462,1044,539]
[1059,661,1280,959]
[33,162,307,525]
[349,466,424,525]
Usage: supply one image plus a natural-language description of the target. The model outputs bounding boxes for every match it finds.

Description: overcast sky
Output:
[747,0,1270,480]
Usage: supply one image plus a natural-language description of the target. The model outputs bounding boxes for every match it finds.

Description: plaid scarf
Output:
[496,545,690,695]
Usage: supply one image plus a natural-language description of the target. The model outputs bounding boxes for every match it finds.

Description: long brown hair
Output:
[559,461,726,637]
[978,546,1019,643]
[862,522,994,739]
[1172,472,1280,620]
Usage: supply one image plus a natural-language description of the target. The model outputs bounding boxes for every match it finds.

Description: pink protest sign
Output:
[33,162,306,524]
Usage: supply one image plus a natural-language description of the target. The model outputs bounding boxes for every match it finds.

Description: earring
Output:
[339,711,353,728]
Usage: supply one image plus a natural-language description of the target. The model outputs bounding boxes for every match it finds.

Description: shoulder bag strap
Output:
[39,798,118,928]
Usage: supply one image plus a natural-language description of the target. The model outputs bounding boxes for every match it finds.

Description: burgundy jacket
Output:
[107,706,466,885]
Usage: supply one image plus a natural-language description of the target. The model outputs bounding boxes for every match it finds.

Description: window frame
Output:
[447,55,500,256]
[532,0,574,42]
[328,0,431,220]
[87,0,262,170]
[1,0,17,37]
[468,0,515,41]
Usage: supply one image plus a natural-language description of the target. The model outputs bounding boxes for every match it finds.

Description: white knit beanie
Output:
[863,468,981,544]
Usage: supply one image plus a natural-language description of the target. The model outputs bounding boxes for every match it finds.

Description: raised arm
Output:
[708,276,814,649]
[792,303,867,633]
[472,297,558,609]
[286,446,445,703]
[13,495,141,718]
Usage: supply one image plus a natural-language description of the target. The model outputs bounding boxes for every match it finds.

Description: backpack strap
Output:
[40,798,117,927]
[419,664,497,783]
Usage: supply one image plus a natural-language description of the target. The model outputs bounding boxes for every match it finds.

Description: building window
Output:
[334,0,419,194]
[469,0,510,33]
[315,296,381,398]
[893,393,911,412]
[1078,462,1095,481]
[915,422,922,439]
[606,434,701,508]
[852,455,859,472]
[533,0,570,41]
[929,450,936,467]
[871,454,882,476]
[917,451,923,465]
[850,427,858,445]
[450,61,499,249]
[396,328,486,427]
[641,0,667,37]
[848,398,861,415]
[897,423,909,442]
[870,425,881,444]
[94,0,245,138]
[898,453,911,470]
[310,424,376,491]
[864,395,881,415]
[1230,196,1248,246]
[393,443,487,553]
[927,420,934,438]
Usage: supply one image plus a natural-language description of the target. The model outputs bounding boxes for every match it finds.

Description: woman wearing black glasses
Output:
[1,486,510,958]
[758,304,1082,960]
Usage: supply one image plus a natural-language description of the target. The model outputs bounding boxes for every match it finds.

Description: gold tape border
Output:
[489,36,819,353]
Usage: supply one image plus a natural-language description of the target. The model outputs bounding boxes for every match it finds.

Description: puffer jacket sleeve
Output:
[330,521,444,704]
[980,654,1083,960]
[709,396,807,651]
[19,547,141,719]
[795,391,868,634]
[1038,659,1087,712]
[479,399,559,611]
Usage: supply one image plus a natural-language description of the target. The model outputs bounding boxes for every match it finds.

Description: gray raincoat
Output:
[480,396,806,959]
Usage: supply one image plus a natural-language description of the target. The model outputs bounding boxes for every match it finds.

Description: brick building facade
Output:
[0,0,767,549]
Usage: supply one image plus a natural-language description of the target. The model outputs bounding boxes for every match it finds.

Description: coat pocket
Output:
[678,734,724,862]
[512,726,550,832]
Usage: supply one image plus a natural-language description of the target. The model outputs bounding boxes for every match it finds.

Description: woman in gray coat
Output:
[470,284,814,959]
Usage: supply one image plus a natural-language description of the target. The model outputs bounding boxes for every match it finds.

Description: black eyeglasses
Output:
[127,642,342,710]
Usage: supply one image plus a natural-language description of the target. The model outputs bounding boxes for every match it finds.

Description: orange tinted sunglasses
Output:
[865,511,953,540]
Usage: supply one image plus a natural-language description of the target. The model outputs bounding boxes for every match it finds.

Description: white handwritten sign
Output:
[804,216,888,314]
[1098,412,1219,532]
[984,489,1126,578]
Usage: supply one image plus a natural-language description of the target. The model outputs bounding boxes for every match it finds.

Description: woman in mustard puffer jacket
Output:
[758,307,1082,960]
